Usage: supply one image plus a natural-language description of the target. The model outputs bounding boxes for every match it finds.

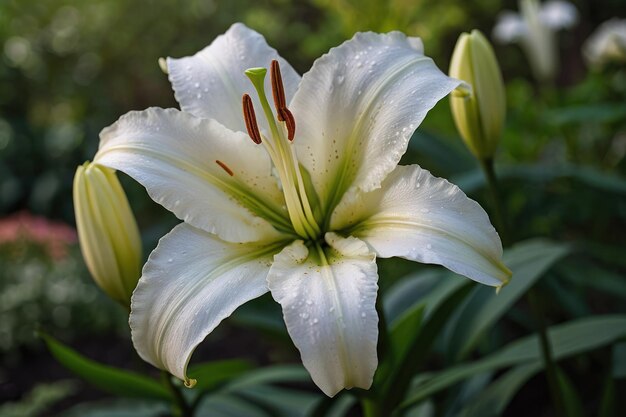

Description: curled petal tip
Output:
[184,378,197,388]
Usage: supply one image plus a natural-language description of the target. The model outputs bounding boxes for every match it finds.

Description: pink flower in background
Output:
[0,211,77,260]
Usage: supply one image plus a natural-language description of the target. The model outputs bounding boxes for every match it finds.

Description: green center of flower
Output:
[242,62,322,241]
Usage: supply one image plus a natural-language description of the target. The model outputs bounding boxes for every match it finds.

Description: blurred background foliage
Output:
[1,0,625,415]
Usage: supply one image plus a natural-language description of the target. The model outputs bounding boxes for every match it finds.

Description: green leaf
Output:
[232,385,320,417]
[613,342,626,379]
[224,365,311,392]
[383,270,449,323]
[458,364,540,417]
[557,262,626,301]
[187,359,255,392]
[545,103,626,126]
[445,239,569,360]
[40,333,172,401]
[452,164,626,196]
[380,282,474,411]
[0,381,75,417]
[390,304,425,362]
[196,394,273,417]
[60,400,169,417]
[401,315,626,410]
[557,368,584,417]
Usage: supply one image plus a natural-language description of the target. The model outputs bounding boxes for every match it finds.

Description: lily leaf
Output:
[380,282,474,411]
[458,363,540,417]
[453,164,626,196]
[40,333,172,402]
[401,315,626,410]
[224,365,311,392]
[444,239,570,360]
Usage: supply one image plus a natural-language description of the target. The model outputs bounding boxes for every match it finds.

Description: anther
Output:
[270,60,287,119]
[215,160,234,176]
[242,94,262,144]
[279,108,296,141]
[271,60,296,140]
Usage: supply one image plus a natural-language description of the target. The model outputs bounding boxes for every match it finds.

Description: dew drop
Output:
[426,244,432,249]
[312,318,319,324]
[421,208,430,213]
[167,258,173,263]
[306,299,313,306]
[301,312,309,319]
[361,312,367,318]
[194,82,200,88]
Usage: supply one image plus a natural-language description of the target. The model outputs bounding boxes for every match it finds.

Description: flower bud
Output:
[449,30,506,160]
[73,162,142,307]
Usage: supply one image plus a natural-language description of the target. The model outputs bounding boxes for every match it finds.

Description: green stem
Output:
[527,289,567,417]
[480,156,566,417]
[162,371,193,417]
[479,158,509,245]
[362,398,382,417]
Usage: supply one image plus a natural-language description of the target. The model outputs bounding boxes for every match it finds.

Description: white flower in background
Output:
[493,0,578,81]
[92,23,511,396]
[583,19,626,67]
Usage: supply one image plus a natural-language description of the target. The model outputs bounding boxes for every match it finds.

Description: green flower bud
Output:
[449,29,506,160]
[73,162,142,307]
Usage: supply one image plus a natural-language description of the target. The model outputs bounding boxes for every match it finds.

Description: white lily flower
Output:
[583,19,626,67]
[493,0,578,80]
[93,23,511,397]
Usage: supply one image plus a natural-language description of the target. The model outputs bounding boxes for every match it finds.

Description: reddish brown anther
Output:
[215,160,234,176]
[279,108,296,141]
[242,94,262,144]
[270,60,287,120]
[270,60,296,140]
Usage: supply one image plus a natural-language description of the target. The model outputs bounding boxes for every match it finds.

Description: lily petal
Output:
[167,23,300,134]
[333,165,511,286]
[95,107,291,243]
[267,234,379,397]
[130,223,286,385]
[290,31,459,218]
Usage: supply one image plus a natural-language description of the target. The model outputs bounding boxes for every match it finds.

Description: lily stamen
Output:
[270,60,287,118]
[280,107,296,141]
[271,60,296,141]
[215,160,234,176]
[242,94,262,144]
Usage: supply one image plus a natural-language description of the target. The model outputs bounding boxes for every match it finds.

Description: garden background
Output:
[1,0,625,416]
